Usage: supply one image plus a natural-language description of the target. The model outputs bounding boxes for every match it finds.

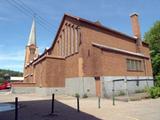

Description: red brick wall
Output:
[23,16,153,88]
[80,22,152,76]
[45,57,65,87]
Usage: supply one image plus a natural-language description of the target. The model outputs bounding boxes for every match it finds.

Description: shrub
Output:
[75,93,80,97]
[118,91,125,96]
[0,78,4,84]
[155,75,160,87]
[148,87,160,98]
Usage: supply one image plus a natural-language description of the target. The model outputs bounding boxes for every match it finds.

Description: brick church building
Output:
[12,13,153,96]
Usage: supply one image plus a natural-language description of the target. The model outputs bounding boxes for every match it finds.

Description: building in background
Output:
[10,77,23,82]
[12,13,153,97]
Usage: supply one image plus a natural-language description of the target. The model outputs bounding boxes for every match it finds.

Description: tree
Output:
[144,21,160,80]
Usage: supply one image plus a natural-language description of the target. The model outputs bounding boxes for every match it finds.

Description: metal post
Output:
[77,96,80,112]
[112,81,115,106]
[15,97,18,120]
[51,93,55,114]
[98,96,101,108]
[125,78,130,102]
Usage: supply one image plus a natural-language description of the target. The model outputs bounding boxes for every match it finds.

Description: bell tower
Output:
[24,18,38,66]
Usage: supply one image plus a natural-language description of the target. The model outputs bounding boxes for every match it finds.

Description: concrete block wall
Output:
[65,76,153,97]
[65,77,96,97]
[35,87,65,96]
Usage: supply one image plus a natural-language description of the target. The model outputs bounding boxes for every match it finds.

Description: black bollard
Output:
[98,96,101,109]
[51,93,55,114]
[15,97,18,120]
[77,96,80,112]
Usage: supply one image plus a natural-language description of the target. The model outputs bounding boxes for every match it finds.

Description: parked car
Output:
[0,81,11,90]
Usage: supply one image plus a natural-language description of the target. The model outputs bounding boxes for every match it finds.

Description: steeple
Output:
[28,18,36,46]
[24,18,38,66]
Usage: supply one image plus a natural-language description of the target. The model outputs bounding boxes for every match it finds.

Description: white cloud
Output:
[0,51,24,61]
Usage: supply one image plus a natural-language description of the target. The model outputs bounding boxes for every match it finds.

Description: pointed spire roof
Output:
[28,18,36,46]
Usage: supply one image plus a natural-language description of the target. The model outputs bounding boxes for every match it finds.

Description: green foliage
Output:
[155,74,160,87]
[0,78,3,84]
[144,21,160,54]
[135,89,146,93]
[144,21,160,83]
[148,86,160,98]
[75,93,80,97]
[118,91,125,96]
[0,68,23,78]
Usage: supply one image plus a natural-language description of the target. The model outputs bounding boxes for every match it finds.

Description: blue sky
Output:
[0,0,160,72]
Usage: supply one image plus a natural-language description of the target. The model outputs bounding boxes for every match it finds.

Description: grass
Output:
[135,89,146,93]
[118,91,125,96]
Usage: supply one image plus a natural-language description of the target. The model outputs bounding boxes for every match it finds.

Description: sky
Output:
[0,0,160,72]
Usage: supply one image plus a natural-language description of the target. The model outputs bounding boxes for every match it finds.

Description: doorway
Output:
[95,76,101,96]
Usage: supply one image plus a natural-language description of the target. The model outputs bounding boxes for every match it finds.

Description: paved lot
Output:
[0,93,160,120]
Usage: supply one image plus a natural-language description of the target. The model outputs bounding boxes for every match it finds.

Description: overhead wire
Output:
[6,0,56,34]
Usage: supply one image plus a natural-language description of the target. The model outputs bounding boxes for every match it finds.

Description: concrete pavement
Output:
[0,93,160,120]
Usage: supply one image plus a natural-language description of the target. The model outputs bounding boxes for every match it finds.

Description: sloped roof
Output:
[50,13,148,50]
[28,13,149,66]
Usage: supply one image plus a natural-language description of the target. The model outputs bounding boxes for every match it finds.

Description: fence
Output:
[112,78,154,105]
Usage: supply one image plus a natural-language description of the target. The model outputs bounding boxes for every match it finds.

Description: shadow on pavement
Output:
[0,99,100,120]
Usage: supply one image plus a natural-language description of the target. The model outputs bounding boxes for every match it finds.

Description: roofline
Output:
[49,14,148,50]
[33,55,65,66]
[79,17,137,41]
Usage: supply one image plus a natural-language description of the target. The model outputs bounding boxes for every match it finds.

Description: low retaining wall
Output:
[12,82,36,87]
[12,83,65,95]
[11,83,36,94]
[35,87,65,96]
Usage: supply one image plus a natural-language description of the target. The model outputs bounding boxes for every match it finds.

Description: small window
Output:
[126,59,143,71]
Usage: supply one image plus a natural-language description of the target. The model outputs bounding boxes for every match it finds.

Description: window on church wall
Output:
[67,25,70,56]
[71,27,74,54]
[62,24,80,57]
[75,28,78,53]
[70,26,72,55]
[62,30,65,57]
[57,40,60,56]
[126,59,143,71]
[65,25,68,57]
[60,35,63,56]
[30,48,35,55]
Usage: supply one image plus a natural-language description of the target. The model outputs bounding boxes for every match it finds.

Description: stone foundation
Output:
[12,76,154,97]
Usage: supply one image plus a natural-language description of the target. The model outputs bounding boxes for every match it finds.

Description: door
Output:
[95,76,101,96]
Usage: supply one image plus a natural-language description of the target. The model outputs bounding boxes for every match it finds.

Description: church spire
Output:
[24,18,38,67]
[28,18,36,46]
